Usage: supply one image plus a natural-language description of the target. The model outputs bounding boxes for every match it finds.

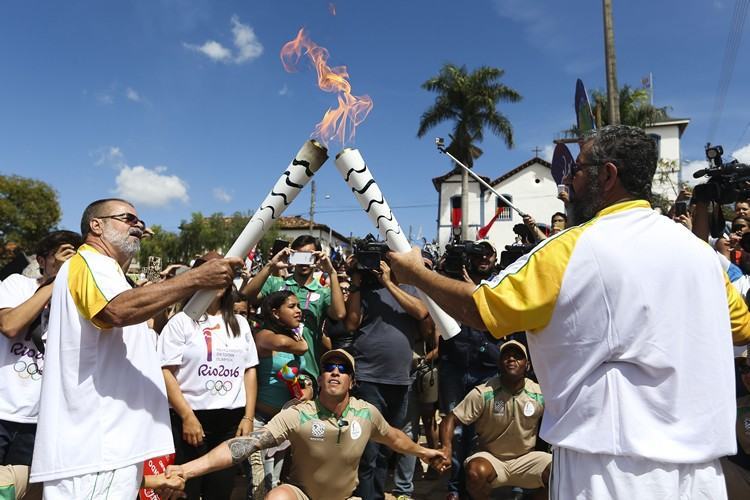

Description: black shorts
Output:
[0,419,37,466]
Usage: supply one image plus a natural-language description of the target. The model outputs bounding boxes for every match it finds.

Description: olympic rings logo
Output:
[205,380,233,396]
[13,360,42,381]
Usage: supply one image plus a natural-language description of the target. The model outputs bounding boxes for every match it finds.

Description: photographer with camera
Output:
[342,238,429,500]
[241,235,346,379]
[437,239,504,499]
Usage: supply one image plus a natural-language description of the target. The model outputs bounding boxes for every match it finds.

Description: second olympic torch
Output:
[335,148,461,340]
[184,140,329,320]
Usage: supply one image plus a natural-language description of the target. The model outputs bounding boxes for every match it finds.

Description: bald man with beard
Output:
[30,198,244,500]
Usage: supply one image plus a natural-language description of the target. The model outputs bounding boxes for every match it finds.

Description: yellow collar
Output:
[595,199,651,218]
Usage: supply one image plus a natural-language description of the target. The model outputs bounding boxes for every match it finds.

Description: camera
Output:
[354,235,390,271]
[441,239,495,277]
[692,143,750,205]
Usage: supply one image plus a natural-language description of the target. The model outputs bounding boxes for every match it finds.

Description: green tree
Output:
[0,175,61,251]
[417,64,521,239]
[137,225,180,267]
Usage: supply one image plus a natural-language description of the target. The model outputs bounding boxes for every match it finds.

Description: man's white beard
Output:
[102,224,140,259]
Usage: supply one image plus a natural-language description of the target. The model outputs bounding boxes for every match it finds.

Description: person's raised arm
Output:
[95,257,242,328]
[343,258,364,332]
[317,253,345,321]
[378,261,428,320]
[523,215,547,243]
[0,244,76,338]
[241,248,292,304]
[254,329,308,356]
[388,248,485,330]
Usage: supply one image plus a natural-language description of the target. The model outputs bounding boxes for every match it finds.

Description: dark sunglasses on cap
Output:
[99,212,146,227]
[323,362,351,374]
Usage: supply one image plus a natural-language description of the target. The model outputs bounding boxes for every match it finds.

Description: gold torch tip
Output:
[309,139,328,153]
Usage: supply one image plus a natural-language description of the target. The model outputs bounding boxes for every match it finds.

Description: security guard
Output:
[164,349,445,500]
[436,341,550,499]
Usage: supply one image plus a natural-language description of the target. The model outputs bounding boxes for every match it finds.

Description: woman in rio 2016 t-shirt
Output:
[158,253,259,500]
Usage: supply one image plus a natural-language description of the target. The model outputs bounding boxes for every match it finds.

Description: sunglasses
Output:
[739,365,750,374]
[99,213,146,227]
[323,362,351,374]
[732,225,748,232]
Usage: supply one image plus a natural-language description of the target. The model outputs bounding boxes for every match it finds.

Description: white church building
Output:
[432,118,690,251]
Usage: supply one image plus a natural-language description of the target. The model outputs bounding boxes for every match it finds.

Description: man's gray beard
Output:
[568,169,604,226]
[102,223,140,259]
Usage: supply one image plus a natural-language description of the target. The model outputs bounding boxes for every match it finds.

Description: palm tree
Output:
[418,64,521,240]
[568,84,670,137]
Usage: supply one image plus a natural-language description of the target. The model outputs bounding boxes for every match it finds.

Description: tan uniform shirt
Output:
[452,376,544,460]
[738,395,750,455]
[264,396,390,500]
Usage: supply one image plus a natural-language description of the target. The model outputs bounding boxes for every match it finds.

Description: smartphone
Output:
[146,256,162,282]
[271,239,290,258]
[675,201,688,217]
[289,252,315,266]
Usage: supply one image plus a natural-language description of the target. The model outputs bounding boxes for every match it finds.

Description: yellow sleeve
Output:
[725,274,750,345]
[67,253,111,329]
[473,226,585,338]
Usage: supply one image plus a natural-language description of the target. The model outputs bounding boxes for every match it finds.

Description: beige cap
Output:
[320,349,356,374]
[499,340,528,359]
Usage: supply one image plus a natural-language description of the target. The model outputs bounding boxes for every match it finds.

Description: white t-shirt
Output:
[0,274,44,423]
[159,312,258,411]
[30,244,173,483]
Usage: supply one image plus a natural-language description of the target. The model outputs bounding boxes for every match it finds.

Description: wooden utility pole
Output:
[603,0,620,125]
[309,180,316,232]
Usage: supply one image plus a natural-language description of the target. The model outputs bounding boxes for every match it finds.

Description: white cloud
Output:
[184,16,262,64]
[184,40,232,62]
[732,143,750,164]
[231,15,263,63]
[278,84,289,96]
[125,87,142,102]
[93,146,126,168]
[213,187,232,203]
[116,165,189,207]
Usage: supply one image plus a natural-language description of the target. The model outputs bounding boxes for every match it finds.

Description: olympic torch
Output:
[183,140,329,320]
[335,148,461,340]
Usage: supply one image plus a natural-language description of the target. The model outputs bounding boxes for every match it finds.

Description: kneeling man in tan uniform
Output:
[165,349,445,500]
[436,340,551,499]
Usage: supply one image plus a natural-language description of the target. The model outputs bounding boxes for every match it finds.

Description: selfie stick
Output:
[435,138,527,217]
[183,140,329,320]
[335,148,461,340]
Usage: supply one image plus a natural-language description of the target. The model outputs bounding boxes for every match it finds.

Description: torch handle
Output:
[183,141,328,320]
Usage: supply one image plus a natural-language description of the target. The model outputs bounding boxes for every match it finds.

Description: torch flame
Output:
[280,28,372,146]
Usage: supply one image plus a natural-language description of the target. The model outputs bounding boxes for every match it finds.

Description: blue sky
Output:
[2,0,749,242]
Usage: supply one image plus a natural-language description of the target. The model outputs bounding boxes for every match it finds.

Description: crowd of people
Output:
[0,124,749,500]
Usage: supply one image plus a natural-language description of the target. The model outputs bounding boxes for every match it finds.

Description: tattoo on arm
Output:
[228,429,277,464]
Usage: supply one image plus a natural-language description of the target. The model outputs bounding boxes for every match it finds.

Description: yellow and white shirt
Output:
[30,244,173,483]
[474,200,750,463]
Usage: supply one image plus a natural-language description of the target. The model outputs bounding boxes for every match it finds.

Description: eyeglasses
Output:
[99,213,145,227]
[323,363,350,374]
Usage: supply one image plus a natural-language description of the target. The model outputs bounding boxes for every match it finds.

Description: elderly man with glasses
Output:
[29,198,244,499]
[164,349,446,500]
[388,125,750,499]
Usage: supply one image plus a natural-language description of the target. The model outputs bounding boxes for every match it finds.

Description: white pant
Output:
[42,463,143,500]
[551,447,727,500]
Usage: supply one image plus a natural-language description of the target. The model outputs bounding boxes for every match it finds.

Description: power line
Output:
[708,0,750,142]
